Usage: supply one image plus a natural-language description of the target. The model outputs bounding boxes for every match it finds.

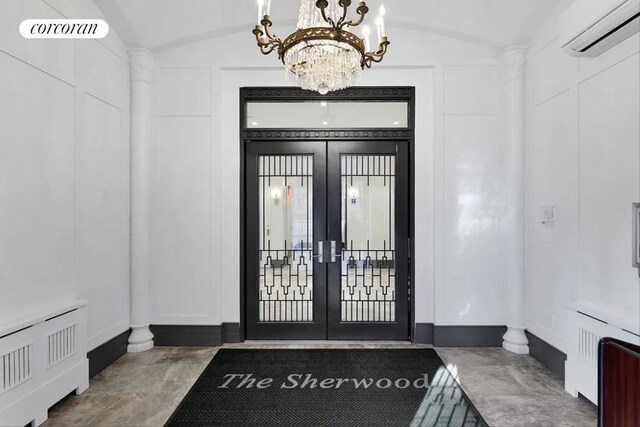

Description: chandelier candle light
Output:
[253,0,389,94]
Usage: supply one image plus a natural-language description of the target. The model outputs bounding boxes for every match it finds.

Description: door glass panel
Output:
[259,155,314,322]
[340,155,396,322]
[246,101,408,129]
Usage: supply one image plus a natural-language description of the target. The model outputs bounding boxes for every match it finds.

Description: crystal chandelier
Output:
[253,0,389,94]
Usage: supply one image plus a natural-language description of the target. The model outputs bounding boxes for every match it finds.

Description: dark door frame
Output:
[239,86,416,342]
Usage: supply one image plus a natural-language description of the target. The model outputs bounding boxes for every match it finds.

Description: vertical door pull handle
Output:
[313,241,324,263]
[330,241,342,262]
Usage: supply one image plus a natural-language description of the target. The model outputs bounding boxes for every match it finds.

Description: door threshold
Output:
[241,340,414,345]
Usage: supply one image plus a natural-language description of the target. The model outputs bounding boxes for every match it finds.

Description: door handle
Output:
[330,240,342,263]
[313,241,324,263]
[312,241,343,263]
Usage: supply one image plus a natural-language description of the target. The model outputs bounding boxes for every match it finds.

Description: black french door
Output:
[245,140,409,340]
[246,141,328,339]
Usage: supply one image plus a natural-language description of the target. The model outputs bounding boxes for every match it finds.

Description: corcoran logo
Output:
[19,19,109,39]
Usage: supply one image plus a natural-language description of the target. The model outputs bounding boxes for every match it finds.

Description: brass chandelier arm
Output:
[257,38,278,55]
[253,16,283,57]
[363,37,389,68]
[315,0,336,27]
[260,16,280,43]
[252,27,275,55]
[315,0,369,30]
[340,2,369,29]
[335,0,352,28]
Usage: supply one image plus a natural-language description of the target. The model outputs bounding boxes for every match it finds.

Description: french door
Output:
[245,140,409,340]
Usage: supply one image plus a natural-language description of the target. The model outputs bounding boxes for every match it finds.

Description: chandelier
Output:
[253,0,389,94]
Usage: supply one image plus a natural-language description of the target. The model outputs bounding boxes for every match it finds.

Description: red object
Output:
[599,337,640,427]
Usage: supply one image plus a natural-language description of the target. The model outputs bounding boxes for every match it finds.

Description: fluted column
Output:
[128,49,154,353]
[502,47,529,355]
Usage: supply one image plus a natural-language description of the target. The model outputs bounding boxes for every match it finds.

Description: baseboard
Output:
[525,330,567,380]
[434,325,506,347]
[414,324,506,347]
[414,323,434,344]
[87,329,130,379]
[222,322,241,343]
[151,325,221,346]
[150,324,241,346]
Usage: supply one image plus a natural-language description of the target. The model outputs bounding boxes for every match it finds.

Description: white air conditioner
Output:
[560,0,640,57]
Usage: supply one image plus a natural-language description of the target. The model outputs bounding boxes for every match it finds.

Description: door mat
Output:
[166,348,487,426]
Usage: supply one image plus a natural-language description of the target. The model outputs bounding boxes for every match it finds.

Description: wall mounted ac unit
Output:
[560,0,640,57]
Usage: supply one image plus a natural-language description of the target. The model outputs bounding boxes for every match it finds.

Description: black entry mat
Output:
[166,349,487,427]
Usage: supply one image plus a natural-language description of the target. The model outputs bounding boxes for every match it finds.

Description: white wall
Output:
[151,27,508,328]
[525,4,640,351]
[0,0,131,351]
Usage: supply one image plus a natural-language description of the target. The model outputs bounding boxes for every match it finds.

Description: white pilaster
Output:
[502,46,529,355]
[128,49,154,353]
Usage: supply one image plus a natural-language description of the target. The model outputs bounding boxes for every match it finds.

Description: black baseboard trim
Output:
[414,324,506,347]
[87,329,130,379]
[414,323,434,344]
[150,324,241,346]
[434,325,506,347]
[525,330,567,380]
[222,323,241,343]
[151,325,221,346]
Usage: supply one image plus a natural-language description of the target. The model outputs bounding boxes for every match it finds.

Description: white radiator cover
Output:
[565,305,640,403]
[0,301,89,426]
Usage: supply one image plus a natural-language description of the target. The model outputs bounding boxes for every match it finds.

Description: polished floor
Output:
[43,343,597,427]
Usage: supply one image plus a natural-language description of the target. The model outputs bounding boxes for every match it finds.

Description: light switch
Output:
[541,206,555,226]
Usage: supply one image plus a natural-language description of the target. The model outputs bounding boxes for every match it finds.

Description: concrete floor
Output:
[43,343,597,427]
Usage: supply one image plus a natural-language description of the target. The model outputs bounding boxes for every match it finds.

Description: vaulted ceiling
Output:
[96,0,562,52]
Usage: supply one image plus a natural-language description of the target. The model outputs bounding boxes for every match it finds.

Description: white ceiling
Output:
[95,0,561,52]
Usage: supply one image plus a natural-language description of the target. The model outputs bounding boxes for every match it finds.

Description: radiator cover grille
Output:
[0,343,33,394]
[47,323,77,369]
